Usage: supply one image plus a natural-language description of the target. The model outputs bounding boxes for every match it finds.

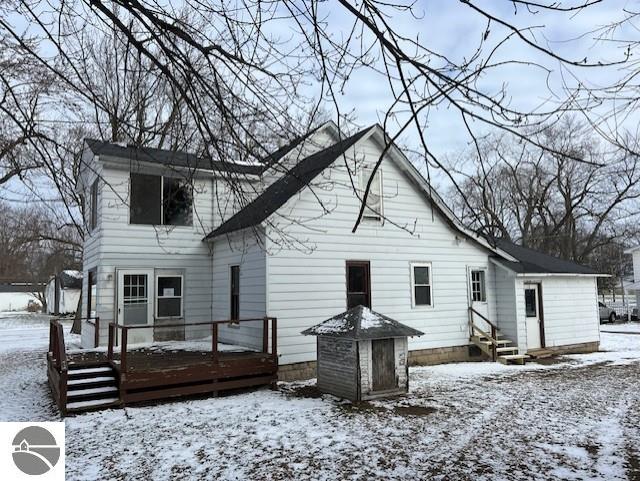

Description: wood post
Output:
[262,317,269,353]
[107,323,114,361]
[121,327,128,374]
[94,317,100,348]
[491,325,497,361]
[271,317,277,360]
[212,323,218,364]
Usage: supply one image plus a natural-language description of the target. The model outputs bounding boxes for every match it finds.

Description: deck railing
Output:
[48,319,68,408]
[107,317,278,374]
[468,307,498,361]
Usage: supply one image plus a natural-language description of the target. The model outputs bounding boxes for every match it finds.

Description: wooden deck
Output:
[48,318,279,415]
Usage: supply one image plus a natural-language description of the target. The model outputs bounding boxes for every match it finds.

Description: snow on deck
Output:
[1,314,639,480]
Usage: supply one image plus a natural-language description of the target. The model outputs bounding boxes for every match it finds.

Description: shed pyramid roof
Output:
[301,305,424,340]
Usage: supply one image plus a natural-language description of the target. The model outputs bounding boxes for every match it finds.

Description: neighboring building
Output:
[623,246,640,315]
[75,122,605,379]
[0,281,43,312]
[45,270,82,315]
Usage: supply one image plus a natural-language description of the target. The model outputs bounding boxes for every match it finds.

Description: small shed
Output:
[302,305,424,401]
[45,270,82,315]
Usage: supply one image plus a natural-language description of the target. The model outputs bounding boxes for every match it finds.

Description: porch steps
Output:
[471,334,529,365]
[65,363,121,414]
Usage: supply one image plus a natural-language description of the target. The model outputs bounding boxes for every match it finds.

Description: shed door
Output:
[371,339,396,391]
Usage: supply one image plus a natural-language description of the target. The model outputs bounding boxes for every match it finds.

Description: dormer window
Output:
[130,173,193,226]
[360,165,383,220]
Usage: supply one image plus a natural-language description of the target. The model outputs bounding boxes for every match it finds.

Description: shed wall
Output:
[317,336,358,400]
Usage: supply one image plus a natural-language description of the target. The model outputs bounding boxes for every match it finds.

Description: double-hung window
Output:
[411,263,432,307]
[470,269,487,302]
[156,275,183,318]
[360,165,383,220]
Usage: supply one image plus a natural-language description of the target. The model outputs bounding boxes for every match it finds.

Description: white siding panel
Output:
[265,136,498,365]
[516,276,600,349]
[211,229,267,350]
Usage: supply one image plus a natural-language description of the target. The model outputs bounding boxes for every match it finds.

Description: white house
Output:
[76,121,604,379]
[623,246,640,313]
[45,270,82,315]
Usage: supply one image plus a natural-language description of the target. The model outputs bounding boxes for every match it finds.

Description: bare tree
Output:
[0,0,639,241]
[448,117,640,271]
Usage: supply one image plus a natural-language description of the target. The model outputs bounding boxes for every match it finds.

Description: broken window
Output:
[129,174,192,226]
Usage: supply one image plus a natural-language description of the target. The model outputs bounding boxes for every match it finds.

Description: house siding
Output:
[516,276,600,349]
[265,135,498,365]
[80,164,215,346]
[211,228,267,350]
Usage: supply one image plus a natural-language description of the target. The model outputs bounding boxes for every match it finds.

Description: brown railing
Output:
[48,319,68,408]
[107,317,278,374]
[468,307,498,361]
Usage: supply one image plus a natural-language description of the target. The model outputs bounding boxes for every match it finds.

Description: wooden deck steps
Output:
[65,363,121,414]
[469,308,530,366]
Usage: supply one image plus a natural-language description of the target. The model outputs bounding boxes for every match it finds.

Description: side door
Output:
[116,269,155,344]
[524,284,542,349]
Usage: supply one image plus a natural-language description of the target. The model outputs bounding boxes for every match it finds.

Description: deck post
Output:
[271,317,277,360]
[262,317,269,353]
[212,323,218,364]
[107,323,114,360]
[121,327,128,375]
[94,317,100,348]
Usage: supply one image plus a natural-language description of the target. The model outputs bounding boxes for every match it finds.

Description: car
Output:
[599,302,617,323]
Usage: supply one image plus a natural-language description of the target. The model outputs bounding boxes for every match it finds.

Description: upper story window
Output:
[130,173,193,226]
[89,179,99,232]
[360,165,383,221]
[470,269,487,302]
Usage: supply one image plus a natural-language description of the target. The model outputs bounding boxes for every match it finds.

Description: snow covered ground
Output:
[601,322,640,334]
[1,314,639,480]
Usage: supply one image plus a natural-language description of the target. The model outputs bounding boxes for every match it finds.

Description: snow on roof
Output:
[301,305,424,340]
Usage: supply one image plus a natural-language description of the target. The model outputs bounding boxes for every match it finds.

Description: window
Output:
[470,269,487,302]
[122,274,149,325]
[130,173,192,226]
[411,263,432,307]
[360,166,383,220]
[525,288,538,318]
[130,174,162,224]
[89,179,99,231]
[156,275,183,318]
[163,177,193,226]
[346,261,371,309]
[230,266,240,320]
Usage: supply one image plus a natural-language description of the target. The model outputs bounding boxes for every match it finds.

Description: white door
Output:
[524,285,541,349]
[117,269,154,345]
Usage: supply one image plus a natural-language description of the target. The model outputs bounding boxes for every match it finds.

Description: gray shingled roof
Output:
[85,139,264,175]
[302,305,424,340]
[492,239,600,275]
[204,126,373,239]
[58,270,82,289]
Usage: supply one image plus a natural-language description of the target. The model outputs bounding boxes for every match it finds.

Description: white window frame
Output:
[155,274,184,319]
[360,165,383,221]
[469,267,487,303]
[410,262,433,308]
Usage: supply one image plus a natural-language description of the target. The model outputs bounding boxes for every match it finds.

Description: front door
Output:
[346,261,371,309]
[117,269,154,344]
[372,338,396,391]
[524,285,542,349]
